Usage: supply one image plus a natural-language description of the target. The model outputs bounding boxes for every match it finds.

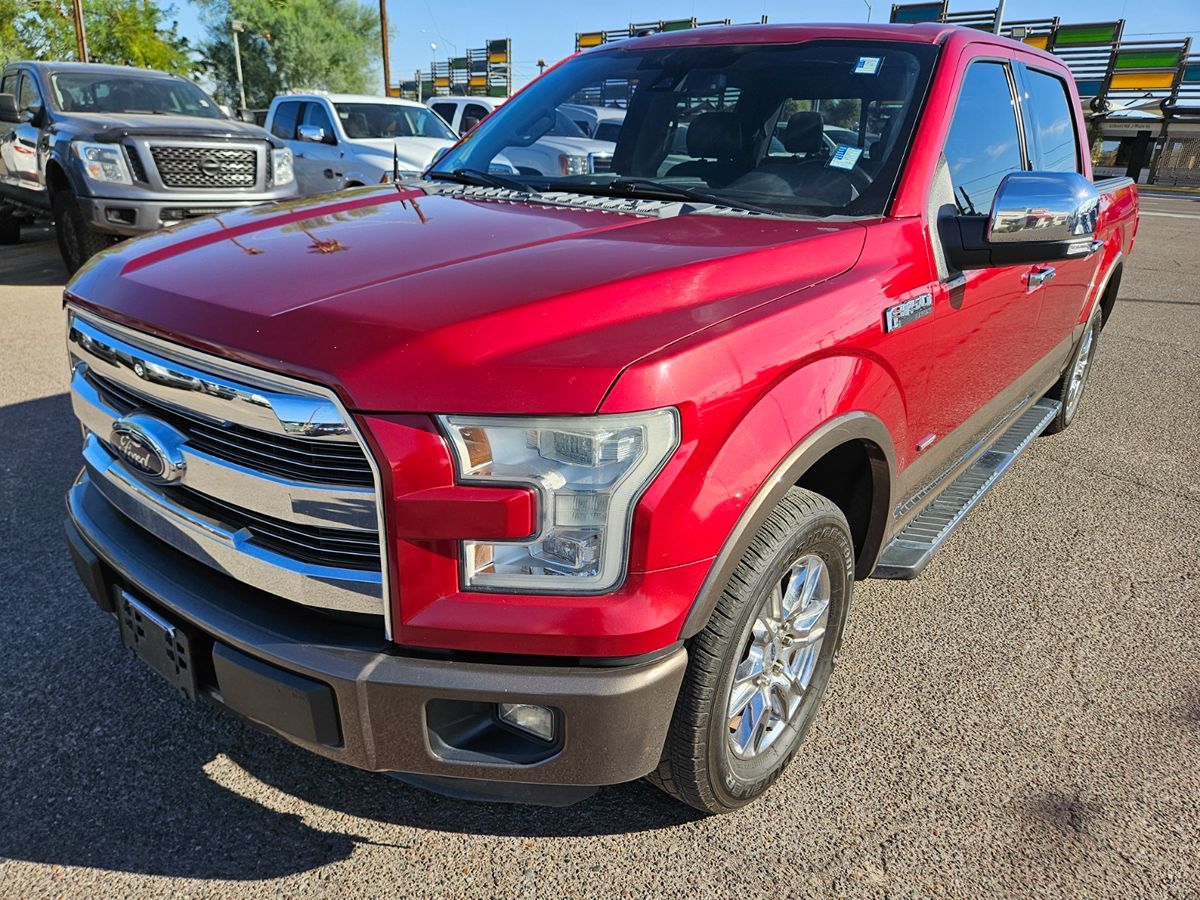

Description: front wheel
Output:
[0,204,21,244]
[647,487,854,814]
[1042,307,1101,435]
[52,190,116,274]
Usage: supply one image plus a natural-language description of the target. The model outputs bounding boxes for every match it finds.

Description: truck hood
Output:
[63,112,275,144]
[352,137,456,168]
[68,185,866,414]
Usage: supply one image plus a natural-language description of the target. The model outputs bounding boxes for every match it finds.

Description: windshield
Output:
[432,40,937,216]
[334,102,457,140]
[50,72,224,119]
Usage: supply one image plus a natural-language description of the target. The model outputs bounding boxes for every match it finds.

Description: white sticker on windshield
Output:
[854,56,882,75]
[829,145,863,171]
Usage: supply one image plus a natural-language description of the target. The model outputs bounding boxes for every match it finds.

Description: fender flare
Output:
[679,411,896,639]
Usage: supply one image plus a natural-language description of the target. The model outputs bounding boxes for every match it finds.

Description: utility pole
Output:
[379,0,392,94]
[231,20,248,114]
[537,59,546,76]
[71,0,89,62]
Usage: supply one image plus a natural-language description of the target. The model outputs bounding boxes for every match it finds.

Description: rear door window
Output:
[943,61,1025,214]
[270,100,301,140]
[1021,68,1080,173]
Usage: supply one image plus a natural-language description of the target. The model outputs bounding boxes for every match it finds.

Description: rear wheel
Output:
[0,204,20,245]
[647,487,854,814]
[52,190,116,274]
[1043,306,1101,435]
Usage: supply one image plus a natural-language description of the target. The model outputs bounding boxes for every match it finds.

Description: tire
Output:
[647,487,854,814]
[52,190,116,274]
[1042,306,1101,436]
[0,205,20,245]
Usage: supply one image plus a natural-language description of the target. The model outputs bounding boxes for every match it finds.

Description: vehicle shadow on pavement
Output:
[0,229,66,287]
[0,393,699,882]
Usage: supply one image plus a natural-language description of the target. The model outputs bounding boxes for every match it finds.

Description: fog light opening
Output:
[497,702,556,743]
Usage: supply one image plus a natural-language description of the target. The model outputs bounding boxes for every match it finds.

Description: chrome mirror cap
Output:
[296,124,326,143]
[987,171,1101,245]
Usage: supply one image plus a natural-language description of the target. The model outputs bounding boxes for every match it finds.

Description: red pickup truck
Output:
[64,23,1137,814]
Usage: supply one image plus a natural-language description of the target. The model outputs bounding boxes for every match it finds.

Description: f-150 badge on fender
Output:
[884,293,933,332]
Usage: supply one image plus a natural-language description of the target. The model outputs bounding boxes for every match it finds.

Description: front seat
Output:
[665,111,745,187]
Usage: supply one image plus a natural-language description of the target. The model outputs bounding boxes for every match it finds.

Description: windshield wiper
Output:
[584,178,785,217]
[426,167,532,193]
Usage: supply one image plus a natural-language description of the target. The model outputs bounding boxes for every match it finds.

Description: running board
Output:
[872,399,1060,580]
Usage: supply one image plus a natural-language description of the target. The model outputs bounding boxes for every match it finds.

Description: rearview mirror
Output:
[941,171,1101,270]
[0,93,19,124]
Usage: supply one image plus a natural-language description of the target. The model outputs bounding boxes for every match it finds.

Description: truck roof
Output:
[593,22,1051,56]
[279,91,428,108]
[10,60,181,79]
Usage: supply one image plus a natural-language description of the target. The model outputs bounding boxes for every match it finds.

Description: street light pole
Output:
[379,0,392,94]
[862,0,872,22]
[993,0,1006,33]
[71,0,89,62]
[231,20,248,114]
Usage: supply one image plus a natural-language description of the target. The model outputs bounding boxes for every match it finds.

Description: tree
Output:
[197,0,381,110]
[1,1,194,74]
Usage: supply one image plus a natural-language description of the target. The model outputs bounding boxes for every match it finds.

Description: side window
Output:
[1022,68,1080,173]
[18,73,42,112]
[943,62,1024,214]
[1,72,17,96]
[270,101,300,140]
[302,102,336,143]
[464,103,489,123]
[431,102,457,127]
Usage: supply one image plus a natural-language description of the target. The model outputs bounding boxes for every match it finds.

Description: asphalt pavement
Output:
[0,199,1197,898]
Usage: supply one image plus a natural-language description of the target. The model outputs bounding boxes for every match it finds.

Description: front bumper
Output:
[66,474,687,795]
[78,189,295,236]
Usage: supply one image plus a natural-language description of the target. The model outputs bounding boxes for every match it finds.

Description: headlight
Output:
[558,154,588,176]
[271,147,294,186]
[73,142,132,185]
[438,409,678,593]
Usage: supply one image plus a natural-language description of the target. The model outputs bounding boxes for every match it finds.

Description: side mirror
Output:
[0,94,19,124]
[941,171,1101,270]
[296,124,327,144]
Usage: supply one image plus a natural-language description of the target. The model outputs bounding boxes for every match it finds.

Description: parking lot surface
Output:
[1,197,1197,898]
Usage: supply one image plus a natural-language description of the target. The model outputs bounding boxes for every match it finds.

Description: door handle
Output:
[1025,265,1056,294]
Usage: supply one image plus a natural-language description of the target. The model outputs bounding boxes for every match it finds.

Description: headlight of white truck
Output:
[271,147,294,186]
[439,409,678,593]
[73,142,132,185]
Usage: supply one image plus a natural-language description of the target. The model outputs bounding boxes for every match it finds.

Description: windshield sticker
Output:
[829,145,863,171]
[854,56,882,75]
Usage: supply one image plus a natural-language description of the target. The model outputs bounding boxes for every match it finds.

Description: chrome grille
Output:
[150,145,258,188]
[67,310,388,624]
[84,368,374,486]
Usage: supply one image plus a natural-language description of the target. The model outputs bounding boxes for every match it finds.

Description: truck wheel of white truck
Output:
[647,487,853,814]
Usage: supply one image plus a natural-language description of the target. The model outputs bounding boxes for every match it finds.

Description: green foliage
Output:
[1,1,194,74]
[197,0,381,110]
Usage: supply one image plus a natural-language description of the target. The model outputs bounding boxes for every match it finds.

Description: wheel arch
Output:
[678,411,895,640]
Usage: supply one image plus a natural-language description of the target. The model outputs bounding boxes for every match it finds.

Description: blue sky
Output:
[166,0,1199,92]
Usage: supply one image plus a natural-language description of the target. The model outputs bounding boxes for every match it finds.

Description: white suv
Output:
[427,96,616,177]
[266,92,458,195]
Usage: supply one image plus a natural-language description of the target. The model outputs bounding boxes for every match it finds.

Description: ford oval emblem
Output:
[110,415,187,484]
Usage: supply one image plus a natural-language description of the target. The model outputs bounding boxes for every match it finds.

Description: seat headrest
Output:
[686,112,742,160]
[782,111,824,154]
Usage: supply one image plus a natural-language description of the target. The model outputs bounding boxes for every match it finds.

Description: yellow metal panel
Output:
[487,51,508,63]
[434,76,451,88]
[1023,34,1049,50]
[385,86,402,97]
[1109,71,1176,90]
[469,75,486,87]
[577,32,604,48]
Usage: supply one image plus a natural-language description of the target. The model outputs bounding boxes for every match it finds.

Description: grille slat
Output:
[86,368,374,487]
[150,145,258,189]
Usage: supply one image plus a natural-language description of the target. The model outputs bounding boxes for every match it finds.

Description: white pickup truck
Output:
[427,96,616,177]
[265,92,458,195]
